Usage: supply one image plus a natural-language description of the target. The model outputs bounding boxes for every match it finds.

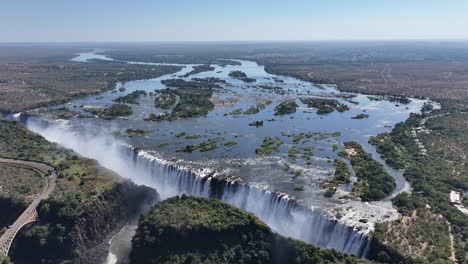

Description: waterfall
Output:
[24,118,371,257]
[121,146,371,257]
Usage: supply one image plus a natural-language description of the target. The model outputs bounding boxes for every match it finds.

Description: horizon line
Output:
[1,38,468,44]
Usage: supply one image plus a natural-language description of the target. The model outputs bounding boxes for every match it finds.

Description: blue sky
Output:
[1,0,467,42]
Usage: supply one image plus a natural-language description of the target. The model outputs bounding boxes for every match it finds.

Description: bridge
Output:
[0,158,56,256]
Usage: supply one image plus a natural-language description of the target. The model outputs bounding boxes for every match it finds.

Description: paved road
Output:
[0,158,56,256]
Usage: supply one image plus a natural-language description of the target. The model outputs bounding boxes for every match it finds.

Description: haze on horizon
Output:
[1,0,468,42]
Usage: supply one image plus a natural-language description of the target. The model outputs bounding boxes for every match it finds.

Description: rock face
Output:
[121,147,371,257]
[71,180,159,254]
[10,180,159,264]
[130,195,371,264]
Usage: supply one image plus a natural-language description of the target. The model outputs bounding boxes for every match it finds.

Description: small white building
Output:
[450,190,462,205]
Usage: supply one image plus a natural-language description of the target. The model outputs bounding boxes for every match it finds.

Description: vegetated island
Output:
[339,141,395,201]
[274,99,298,115]
[113,90,147,104]
[351,113,370,119]
[87,104,133,120]
[228,70,256,83]
[182,64,215,77]
[130,195,371,264]
[154,89,177,109]
[300,97,350,115]
[146,78,219,121]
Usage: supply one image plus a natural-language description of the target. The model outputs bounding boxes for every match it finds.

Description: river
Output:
[20,50,432,261]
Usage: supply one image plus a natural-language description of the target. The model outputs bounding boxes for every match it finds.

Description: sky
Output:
[1,0,468,42]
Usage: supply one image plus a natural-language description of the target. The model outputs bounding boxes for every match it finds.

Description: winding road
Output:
[0,158,56,256]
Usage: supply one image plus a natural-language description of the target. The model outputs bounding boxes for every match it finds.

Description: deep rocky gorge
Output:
[0,118,159,263]
[10,180,159,264]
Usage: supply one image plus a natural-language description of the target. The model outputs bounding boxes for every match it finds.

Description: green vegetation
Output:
[288,147,300,159]
[191,77,227,84]
[255,137,283,155]
[0,119,157,263]
[185,134,201,139]
[368,102,468,262]
[274,99,298,115]
[421,102,434,113]
[154,90,177,109]
[372,194,452,263]
[293,184,305,191]
[158,79,217,119]
[244,100,272,115]
[33,107,83,120]
[332,144,338,151]
[176,138,223,152]
[144,113,170,121]
[324,188,336,198]
[293,133,307,143]
[113,90,147,104]
[243,106,260,115]
[300,97,349,114]
[367,96,383,101]
[368,95,411,104]
[0,61,181,112]
[228,70,256,83]
[161,78,221,90]
[125,128,151,137]
[351,113,370,119]
[0,254,10,264]
[224,108,242,116]
[224,141,237,147]
[0,163,43,234]
[386,95,412,104]
[0,163,44,199]
[130,195,370,264]
[252,45,468,263]
[283,131,340,144]
[294,169,302,178]
[369,131,414,170]
[321,160,351,198]
[332,160,351,184]
[88,104,133,119]
[182,64,215,77]
[248,120,263,127]
[175,132,186,137]
[340,142,395,201]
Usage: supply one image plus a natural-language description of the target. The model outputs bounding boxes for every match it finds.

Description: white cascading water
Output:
[25,118,371,257]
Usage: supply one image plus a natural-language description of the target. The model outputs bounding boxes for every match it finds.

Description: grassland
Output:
[0,119,120,201]
[0,163,44,198]
[0,60,180,112]
[0,163,44,235]
[372,198,452,263]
